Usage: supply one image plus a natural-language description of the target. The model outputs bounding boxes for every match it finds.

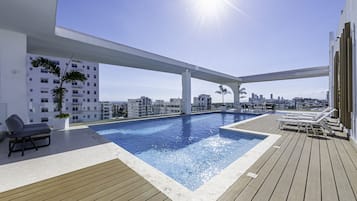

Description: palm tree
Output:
[215,85,231,106]
[31,57,87,118]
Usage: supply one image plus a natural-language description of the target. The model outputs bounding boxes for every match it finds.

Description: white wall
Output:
[331,0,357,142]
[0,29,28,129]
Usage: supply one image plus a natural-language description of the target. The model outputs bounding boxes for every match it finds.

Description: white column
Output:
[227,82,241,112]
[0,29,28,129]
[329,31,335,109]
[181,69,191,114]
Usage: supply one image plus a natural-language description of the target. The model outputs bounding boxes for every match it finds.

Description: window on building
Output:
[94,114,97,118]
[53,79,60,84]
[41,69,48,73]
[87,98,90,102]
[72,90,78,94]
[30,119,33,123]
[94,107,97,110]
[41,98,48,103]
[29,109,33,112]
[94,75,97,79]
[40,90,48,94]
[41,108,49,113]
[87,66,90,70]
[72,64,78,68]
[94,99,97,102]
[94,91,96,95]
[87,115,90,119]
[73,99,78,103]
[87,106,90,111]
[30,89,33,92]
[94,67,97,71]
[94,83,97,87]
[30,67,33,71]
[87,82,90,86]
[87,91,90,95]
[40,78,48,83]
[41,117,49,122]
[72,82,78,86]
[87,74,90,78]
[30,98,33,102]
[29,78,32,81]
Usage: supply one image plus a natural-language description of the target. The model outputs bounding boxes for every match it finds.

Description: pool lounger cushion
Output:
[6,114,51,157]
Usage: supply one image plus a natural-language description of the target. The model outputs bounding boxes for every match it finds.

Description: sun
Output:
[193,0,226,21]
[189,0,245,26]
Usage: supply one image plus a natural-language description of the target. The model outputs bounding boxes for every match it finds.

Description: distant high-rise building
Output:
[112,102,128,117]
[270,93,273,100]
[100,101,113,120]
[193,94,212,111]
[166,98,182,114]
[153,100,166,115]
[127,96,153,118]
[27,54,100,125]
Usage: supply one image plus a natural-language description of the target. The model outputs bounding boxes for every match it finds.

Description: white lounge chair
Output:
[282,107,332,121]
[278,109,336,135]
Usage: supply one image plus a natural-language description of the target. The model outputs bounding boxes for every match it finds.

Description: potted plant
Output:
[31,57,87,130]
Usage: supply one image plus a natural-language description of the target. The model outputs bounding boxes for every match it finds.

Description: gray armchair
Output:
[5,114,51,156]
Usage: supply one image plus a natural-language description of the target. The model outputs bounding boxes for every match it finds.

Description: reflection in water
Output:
[181,115,192,144]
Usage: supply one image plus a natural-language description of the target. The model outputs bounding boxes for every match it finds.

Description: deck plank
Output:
[320,138,339,201]
[0,159,169,201]
[218,132,289,201]
[235,133,299,201]
[334,138,357,199]
[269,133,306,201]
[252,133,304,201]
[327,136,356,201]
[304,136,321,201]
[286,135,312,201]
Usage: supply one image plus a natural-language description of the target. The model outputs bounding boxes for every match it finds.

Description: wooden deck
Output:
[0,114,356,201]
[219,114,357,201]
[0,159,170,201]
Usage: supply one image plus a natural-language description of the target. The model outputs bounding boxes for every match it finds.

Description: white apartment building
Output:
[27,54,100,125]
[153,100,166,115]
[193,94,212,111]
[127,96,153,118]
[100,101,113,120]
[166,98,182,114]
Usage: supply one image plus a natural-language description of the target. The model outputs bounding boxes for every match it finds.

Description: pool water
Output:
[90,113,266,190]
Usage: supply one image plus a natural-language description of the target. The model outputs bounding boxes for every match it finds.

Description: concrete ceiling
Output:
[0,0,329,85]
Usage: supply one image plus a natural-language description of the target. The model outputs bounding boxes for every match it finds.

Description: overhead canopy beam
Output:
[238,66,329,83]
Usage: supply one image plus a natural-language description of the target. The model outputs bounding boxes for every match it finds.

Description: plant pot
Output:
[52,117,69,130]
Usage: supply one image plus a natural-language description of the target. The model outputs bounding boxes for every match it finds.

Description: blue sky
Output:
[56,0,344,102]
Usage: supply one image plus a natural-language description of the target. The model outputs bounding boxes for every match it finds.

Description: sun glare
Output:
[190,0,245,26]
[193,0,225,21]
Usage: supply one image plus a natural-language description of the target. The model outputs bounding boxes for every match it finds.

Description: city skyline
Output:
[56,0,341,103]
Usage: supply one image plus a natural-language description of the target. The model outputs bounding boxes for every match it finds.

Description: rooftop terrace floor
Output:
[0,114,356,201]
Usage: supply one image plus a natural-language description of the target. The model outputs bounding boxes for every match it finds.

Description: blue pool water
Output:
[90,113,266,190]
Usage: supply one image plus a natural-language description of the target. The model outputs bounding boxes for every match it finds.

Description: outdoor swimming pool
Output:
[90,113,266,191]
